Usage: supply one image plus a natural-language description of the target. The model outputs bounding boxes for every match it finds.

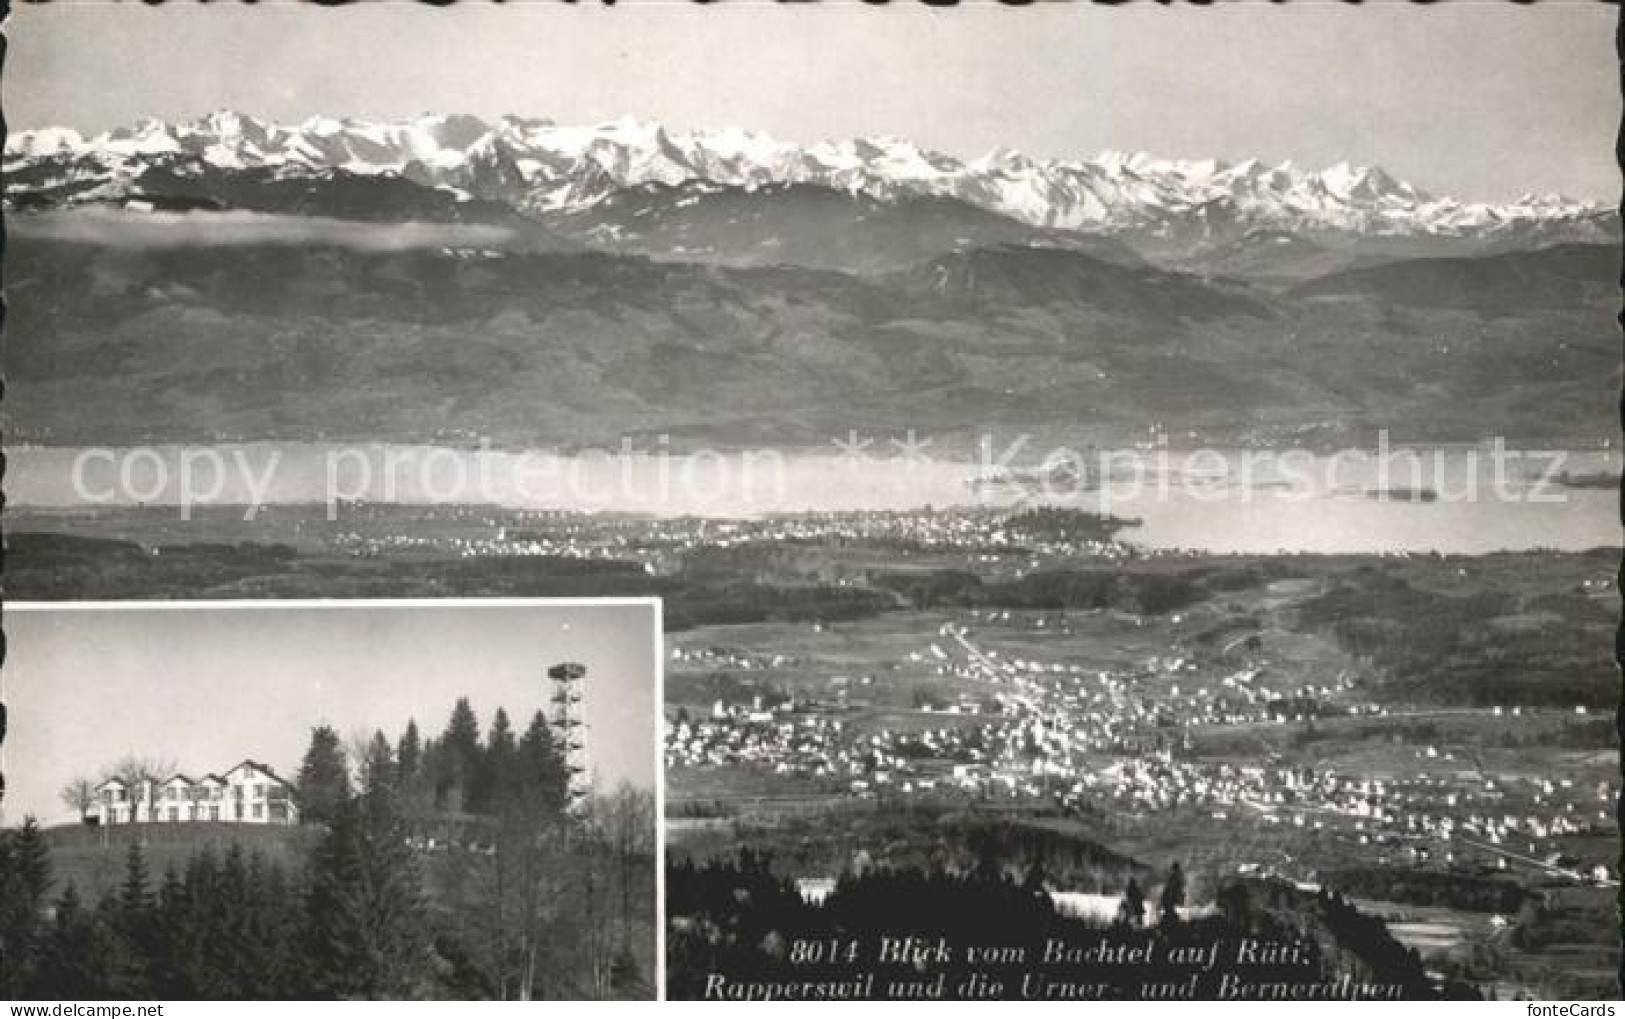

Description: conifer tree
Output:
[438,698,482,812]
[412,737,442,818]
[396,720,422,787]
[305,774,434,997]
[0,819,54,996]
[241,851,300,999]
[516,710,570,818]
[1116,876,1145,928]
[109,839,159,996]
[362,731,396,795]
[476,708,518,815]
[146,866,190,996]
[10,821,54,910]
[1159,862,1186,927]
[118,839,154,925]
[215,846,257,995]
[296,726,352,826]
[34,884,122,998]
[181,847,232,999]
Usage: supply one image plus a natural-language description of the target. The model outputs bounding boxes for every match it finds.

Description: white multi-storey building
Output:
[93,760,299,826]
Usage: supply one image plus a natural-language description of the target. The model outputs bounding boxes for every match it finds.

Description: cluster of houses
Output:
[665,621,1298,795]
[92,760,299,826]
[670,645,804,671]
[721,508,1130,559]
[328,506,1137,579]
[669,617,1618,885]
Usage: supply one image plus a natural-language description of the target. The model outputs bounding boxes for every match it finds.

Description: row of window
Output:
[102,782,284,803]
[112,803,272,821]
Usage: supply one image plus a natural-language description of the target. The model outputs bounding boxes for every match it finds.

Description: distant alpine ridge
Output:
[8,112,1615,252]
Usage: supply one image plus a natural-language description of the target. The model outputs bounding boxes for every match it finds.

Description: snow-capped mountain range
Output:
[8,111,1616,251]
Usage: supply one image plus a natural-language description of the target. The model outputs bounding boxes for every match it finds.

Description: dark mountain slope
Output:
[1292,243,1619,312]
[542,180,1144,273]
[2,235,1613,449]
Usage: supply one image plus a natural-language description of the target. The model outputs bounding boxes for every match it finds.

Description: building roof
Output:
[89,761,294,796]
[226,759,295,787]
[92,761,293,795]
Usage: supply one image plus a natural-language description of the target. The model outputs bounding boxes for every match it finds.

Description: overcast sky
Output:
[2,601,659,826]
[7,2,1617,202]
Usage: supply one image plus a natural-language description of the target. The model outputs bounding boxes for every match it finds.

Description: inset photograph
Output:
[0,599,660,1000]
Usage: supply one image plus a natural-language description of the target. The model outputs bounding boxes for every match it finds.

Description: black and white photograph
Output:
[0,1,1619,1004]
[0,600,661,999]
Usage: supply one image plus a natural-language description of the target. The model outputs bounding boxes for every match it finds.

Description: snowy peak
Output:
[10,126,86,159]
[6,112,1614,249]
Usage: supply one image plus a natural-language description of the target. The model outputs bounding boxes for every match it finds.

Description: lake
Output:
[8,442,1617,555]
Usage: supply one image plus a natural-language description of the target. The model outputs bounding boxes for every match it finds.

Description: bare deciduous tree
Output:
[59,775,97,821]
[103,754,179,823]
[599,782,656,956]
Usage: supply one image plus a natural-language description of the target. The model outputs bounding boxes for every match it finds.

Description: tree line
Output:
[293,697,576,827]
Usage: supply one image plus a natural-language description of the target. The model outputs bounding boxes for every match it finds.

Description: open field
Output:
[42,822,321,907]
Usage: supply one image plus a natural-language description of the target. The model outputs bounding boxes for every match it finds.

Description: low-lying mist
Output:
[12,206,518,251]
